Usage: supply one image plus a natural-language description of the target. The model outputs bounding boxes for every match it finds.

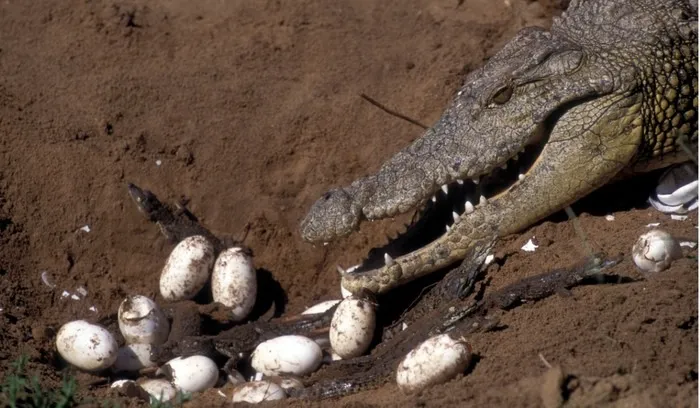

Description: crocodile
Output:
[300,0,698,295]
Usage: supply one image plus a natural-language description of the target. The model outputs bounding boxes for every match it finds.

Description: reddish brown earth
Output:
[0,0,697,407]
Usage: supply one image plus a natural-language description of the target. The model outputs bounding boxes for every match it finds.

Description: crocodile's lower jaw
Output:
[339,134,549,294]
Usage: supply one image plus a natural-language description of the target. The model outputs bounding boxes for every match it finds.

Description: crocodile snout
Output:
[300,188,362,243]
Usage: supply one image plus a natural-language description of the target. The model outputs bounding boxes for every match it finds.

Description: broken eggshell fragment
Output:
[138,378,178,403]
[632,229,683,273]
[232,381,286,403]
[158,355,219,393]
[211,247,257,321]
[55,320,118,371]
[301,299,341,315]
[649,163,699,214]
[396,333,472,394]
[250,335,323,376]
[329,295,376,359]
[160,235,216,301]
[117,295,169,345]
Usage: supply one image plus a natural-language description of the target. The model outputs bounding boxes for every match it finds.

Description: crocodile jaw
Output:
[340,94,647,294]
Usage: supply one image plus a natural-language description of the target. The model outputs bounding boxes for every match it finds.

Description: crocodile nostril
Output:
[323,192,332,200]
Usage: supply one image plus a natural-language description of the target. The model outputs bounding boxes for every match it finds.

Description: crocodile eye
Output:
[489,85,513,106]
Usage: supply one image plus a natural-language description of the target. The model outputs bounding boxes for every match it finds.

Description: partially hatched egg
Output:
[250,335,323,376]
[329,295,376,359]
[139,379,177,403]
[117,295,169,345]
[232,381,286,403]
[160,235,216,301]
[56,320,118,371]
[211,247,257,321]
[632,229,683,273]
[649,163,698,214]
[396,333,472,394]
[112,343,156,373]
[158,355,219,393]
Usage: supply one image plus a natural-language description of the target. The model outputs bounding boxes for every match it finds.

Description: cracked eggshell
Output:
[159,355,219,393]
[117,295,169,345]
[632,229,683,273]
[233,381,286,403]
[329,296,376,359]
[56,320,118,371]
[112,343,156,373]
[396,333,472,394]
[250,335,323,376]
[160,235,215,301]
[211,247,257,321]
[139,379,177,403]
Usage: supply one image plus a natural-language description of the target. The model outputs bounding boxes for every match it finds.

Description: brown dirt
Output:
[0,0,696,407]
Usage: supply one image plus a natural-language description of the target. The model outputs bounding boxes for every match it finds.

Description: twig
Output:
[360,93,429,130]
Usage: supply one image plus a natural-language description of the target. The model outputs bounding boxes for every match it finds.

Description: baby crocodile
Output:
[300,0,698,295]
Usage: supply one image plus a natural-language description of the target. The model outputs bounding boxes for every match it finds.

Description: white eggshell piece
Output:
[160,235,215,301]
[302,300,341,315]
[162,355,219,393]
[117,295,169,345]
[211,247,257,321]
[632,229,684,273]
[329,296,376,359]
[232,381,286,403]
[56,320,118,371]
[112,343,156,372]
[250,335,323,376]
[139,379,177,403]
[655,163,698,206]
[340,283,352,299]
[110,379,136,389]
[396,333,472,394]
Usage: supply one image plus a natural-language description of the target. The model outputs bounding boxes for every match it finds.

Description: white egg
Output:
[396,333,472,394]
[232,381,286,403]
[329,296,376,359]
[117,295,169,345]
[211,247,257,321]
[250,335,323,376]
[56,320,118,371]
[139,378,177,403]
[160,235,216,301]
[301,299,341,315]
[159,355,219,393]
[632,229,684,273]
[112,343,156,372]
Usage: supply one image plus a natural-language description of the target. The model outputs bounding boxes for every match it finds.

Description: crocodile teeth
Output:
[452,211,460,223]
[336,265,346,275]
[384,253,395,266]
[479,195,488,205]
[500,163,508,170]
[431,195,437,202]
[456,180,464,185]
[441,184,449,194]
[518,173,525,180]
[445,225,451,232]
[472,178,479,184]
[465,201,475,214]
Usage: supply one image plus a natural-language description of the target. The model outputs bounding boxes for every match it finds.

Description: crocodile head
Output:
[300,0,698,294]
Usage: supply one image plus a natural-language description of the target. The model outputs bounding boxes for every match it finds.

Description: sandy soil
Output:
[0,0,696,407]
